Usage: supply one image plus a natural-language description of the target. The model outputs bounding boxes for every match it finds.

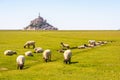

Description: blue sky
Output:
[0,0,120,30]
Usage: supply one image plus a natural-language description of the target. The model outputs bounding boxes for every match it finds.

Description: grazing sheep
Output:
[25,51,33,56]
[34,47,43,53]
[103,41,108,44]
[4,50,17,56]
[43,49,51,62]
[78,44,88,49]
[63,50,72,64]
[88,40,96,46]
[87,44,95,48]
[24,41,35,49]
[57,49,65,53]
[61,42,70,49]
[95,42,101,46]
[97,41,107,45]
[16,55,25,70]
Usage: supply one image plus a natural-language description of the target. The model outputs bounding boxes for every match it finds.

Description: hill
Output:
[24,14,58,30]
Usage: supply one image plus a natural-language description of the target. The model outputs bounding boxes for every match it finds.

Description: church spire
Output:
[38,13,40,18]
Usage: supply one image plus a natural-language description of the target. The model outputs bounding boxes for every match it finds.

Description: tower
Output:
[38,13,40,18]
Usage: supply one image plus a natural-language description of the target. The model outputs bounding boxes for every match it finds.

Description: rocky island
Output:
[24,13,58,30]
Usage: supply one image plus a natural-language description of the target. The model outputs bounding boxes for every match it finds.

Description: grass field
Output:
[0,30,120,80]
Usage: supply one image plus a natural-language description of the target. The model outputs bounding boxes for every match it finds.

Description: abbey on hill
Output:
[24,13,58,30]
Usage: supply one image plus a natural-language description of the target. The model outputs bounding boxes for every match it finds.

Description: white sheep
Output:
[63,49,72,64]
[25,51,33,56]
[57,49,65,53]
[24,41,35,49]
[88,40,96,46]
[87,44,95,48]
[4,50,17,56]
[16,55,25,70]
[61,42,70,49]
[34,47,43,53]
[77,44,88,49]
[43,49,51,62]
[103,41,108,44]
[95,42,101,46]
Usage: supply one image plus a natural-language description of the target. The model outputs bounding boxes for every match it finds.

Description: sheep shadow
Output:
[23,66,30,69]
[70,61,79,64]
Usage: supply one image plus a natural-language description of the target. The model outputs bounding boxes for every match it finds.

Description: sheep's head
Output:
[61,42,63,45]
[84,44,88,47]
[43,57,47,62]
[24,45,26,48]
[18,64,24,70]
[64,59,68,64]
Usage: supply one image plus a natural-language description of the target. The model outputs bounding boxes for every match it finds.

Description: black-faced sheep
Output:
[24,41,35,49]
[25,51,33,56]
[4,50,17,56]
[34,47,43,53]
[16,55,25,70]
[43,49,51,62]
[63,50,72,64]
[61,42,70,49]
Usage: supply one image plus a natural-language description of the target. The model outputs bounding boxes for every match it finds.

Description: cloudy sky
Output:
[0,0,120,30]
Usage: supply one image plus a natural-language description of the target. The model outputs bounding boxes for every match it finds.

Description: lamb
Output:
[61,42,70,49]
[34,47,43,53]
[24,41,35,49]
[42,49,51,62]
[16,55,25,70]
[25,51,33,56]
[4,50,17,56]
[63,49,72,64]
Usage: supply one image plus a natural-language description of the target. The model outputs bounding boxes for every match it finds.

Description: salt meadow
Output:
[0,30,120,80]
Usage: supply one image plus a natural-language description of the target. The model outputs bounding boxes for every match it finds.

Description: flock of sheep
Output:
[4,40,108,70]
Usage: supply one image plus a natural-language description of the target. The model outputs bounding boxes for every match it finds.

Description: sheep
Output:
[87,44,95,48]
[95,42,101,46]
[103,41,108,44]
[97,41,107,45]
[88,40,96,46]
[4,50,17,56]
[57,49,65,53]
[77,44,88,49]
[34,47,43,53]
[24,41,35,49]
[43,49,51,62]
[25,51,33,56]
[16,55,25,70]
[63,50,72,64]
[61,42,70,49]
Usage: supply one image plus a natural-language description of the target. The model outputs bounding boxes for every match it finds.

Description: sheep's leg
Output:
[28,44,30,48]
[33,45,35,49]
[69,58,71,64]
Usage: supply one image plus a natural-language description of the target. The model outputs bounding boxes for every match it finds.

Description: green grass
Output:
[0,30,120,80]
